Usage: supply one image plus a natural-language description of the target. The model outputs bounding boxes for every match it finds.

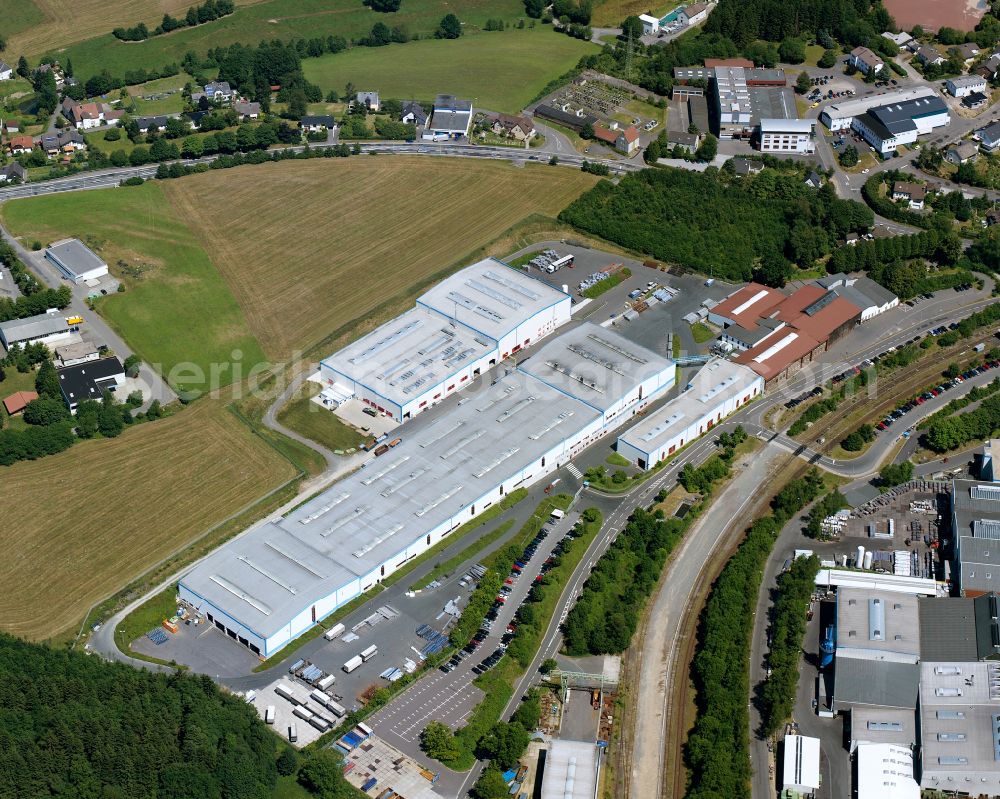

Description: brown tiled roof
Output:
[3,390,38,415]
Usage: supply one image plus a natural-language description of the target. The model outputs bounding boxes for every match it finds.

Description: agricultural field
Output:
[1,183,265,395]
[0,399,296,641]
[48,0,526,81]
[162,156,599,358]
[302,28,597,114]
[2,0,240,61]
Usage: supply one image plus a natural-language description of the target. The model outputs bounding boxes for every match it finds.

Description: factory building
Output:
[819,87,939,131]
[851,94,950,155]
[918,660,1000,793]
[831,588,921,714]
[952,479,1000,596]
[179,322,674,657]
[319,258,571,421]
[44,238,109,284]
[616,358,762,469]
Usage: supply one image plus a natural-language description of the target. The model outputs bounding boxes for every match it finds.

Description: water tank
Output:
[820,624,835,669]
[856,545,865,568]
[863,551,874,570]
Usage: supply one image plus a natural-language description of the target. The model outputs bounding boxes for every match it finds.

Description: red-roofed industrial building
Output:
[710,282,863,386]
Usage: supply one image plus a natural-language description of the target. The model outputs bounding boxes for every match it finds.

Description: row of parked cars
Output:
[442,523,559,674]
[785,385,823,410]
[877,358,999,431]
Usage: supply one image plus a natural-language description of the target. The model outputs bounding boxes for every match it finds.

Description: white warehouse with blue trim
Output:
[179,314,674,658]
[318,258,572,421]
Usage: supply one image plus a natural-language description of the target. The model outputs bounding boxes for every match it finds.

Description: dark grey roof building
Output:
[533,104,598,131]
[57,356,124,410]
[952,479,1000,596]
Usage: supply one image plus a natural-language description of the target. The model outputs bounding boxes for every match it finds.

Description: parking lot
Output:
[508,241,733,359]
[367,507,584,763]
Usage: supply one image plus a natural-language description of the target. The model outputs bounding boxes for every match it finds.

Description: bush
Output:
[878,461,914,487]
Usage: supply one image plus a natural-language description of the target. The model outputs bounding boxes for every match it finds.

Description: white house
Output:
[978,120,1000,152]
[638,14,659,35]
[916,45,945,66]
[356,91,380,112]
[850,46,884,75]
[946,74,988,98]
[424,95,473,139]
[678,2,710,26]
[945,140,979,165]
[0,61,13,81]
[881,31,912,48]
[204,81,233,103]
[300,115,336,134]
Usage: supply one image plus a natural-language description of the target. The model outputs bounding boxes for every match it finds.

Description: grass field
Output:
[1,183,265,395]
[277,381,365,452]
[0,369,37,432]
[0,399,296,641]
[51,0,525,80]
[127,73,192,116]
[592,0,671,27]
[302,28,596,114]
[690,321,715,343]
[162,157,599,359]
[5,0,247,62]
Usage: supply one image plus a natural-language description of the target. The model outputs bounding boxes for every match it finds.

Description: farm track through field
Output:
[163,158,598,359]
[0,400,295,640]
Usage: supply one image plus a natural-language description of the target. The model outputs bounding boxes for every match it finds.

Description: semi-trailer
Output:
[343,655,364,673]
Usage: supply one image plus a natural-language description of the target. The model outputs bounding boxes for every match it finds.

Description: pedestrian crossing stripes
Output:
[565,462,583,479]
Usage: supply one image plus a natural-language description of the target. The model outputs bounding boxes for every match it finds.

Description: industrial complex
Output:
[179,288,675,656]
[819,87,951,154]
[319,259,571,422]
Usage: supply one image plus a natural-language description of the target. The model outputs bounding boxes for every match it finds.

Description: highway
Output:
[0,140,641,203]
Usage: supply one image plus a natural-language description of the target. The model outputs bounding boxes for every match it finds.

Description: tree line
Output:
[757,555,820,736]
[565,429,747,656]
[558,167,872,283]
[684,469,825,799]
[0,241,72,323]
[112,0,235,41]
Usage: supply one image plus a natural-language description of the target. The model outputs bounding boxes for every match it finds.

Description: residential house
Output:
[978,53,1000,79]
[190,91,207,106]
[185,110,210,130]
[666,130,700,153]
[59,96,79,120]
[881,31,912,48]
[0,61,13,81]
[731,157,764,176]
[678,2,710,26]
[204,81,233,103]
[7,134,34,155]
[979,120,1000,152]
[34,62,65,89]
[135,115,169,134]
[234,101,261,119]
[916,45,945,66]
[892,180,926,209]
[401,101,427,126]
[946,75,988,98]
[3,120,19,136]
[355,91,380,112]
[946,141,979,165]
[804,170,823,189]
[69,102,122,130]
[951,42,980,64]
[40,129,86,158]
[963,91,989,110]
[850,46,884,75]
[491,113,535,141]
[300,115,336,134]
[0,163,27,183]
[424,95,473,139]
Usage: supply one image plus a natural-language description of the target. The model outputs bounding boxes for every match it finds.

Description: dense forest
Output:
[0,634,279,799]
[704,0,891,49]
[558,168,872,282]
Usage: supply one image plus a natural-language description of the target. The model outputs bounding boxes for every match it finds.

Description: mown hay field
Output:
[3,0,262,61]
[163,157,599,358]
[0,400,296,641]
